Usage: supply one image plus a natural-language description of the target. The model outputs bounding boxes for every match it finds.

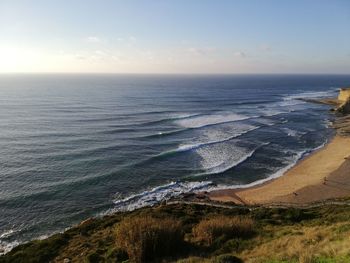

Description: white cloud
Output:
[116,36,137,44]
[234,51,247,58]
[187,47,216,56]
[75,54,87,60]
[260,44,271,51]
[72,50,108,61]
[111,55,123,61]
[128,36,137,42]
[117,36,136,42]
[95,50,107,56]
[86,36,101,43]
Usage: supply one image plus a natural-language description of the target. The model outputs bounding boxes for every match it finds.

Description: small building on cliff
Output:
[338,88,350,102]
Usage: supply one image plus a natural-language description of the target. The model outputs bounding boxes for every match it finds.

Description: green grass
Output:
[1,203,350,262]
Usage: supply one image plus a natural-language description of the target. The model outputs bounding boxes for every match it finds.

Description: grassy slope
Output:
[1,202,350,263]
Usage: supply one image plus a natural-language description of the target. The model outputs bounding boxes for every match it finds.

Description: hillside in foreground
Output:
[2,201,350,263]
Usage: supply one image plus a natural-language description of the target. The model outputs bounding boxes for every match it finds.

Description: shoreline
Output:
[208,97,350,205]
[209,134,350,205]
[2,95,349,256]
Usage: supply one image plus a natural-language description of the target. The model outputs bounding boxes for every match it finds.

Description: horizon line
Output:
[1,72,350,76]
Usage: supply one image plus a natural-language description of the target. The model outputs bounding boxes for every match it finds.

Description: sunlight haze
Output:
[1,0,349,74]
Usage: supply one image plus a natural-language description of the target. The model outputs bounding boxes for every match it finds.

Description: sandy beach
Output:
[209,134,350,205]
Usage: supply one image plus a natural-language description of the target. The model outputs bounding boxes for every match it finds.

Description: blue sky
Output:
[0,0,349,73]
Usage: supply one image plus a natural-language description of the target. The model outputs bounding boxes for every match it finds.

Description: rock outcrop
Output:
[336,98,350,115]
[338,88,350,102]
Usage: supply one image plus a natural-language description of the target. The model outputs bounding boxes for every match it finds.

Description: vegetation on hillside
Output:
[1,202,350,263]
[115,216,183,262]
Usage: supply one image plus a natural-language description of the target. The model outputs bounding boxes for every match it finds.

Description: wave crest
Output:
[175,112,252,128]
[110,181,213,212]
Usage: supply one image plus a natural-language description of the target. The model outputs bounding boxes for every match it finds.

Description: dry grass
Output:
[240,223,350,263]
[4,203,350,263]
[115,215,183,262]
[192,216,255,246]
[177,254,243,263]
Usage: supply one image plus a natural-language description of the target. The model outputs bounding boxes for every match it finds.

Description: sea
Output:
[1,74,350,252]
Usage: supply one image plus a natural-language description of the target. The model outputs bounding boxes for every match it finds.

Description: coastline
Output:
[209,132,350,205]
[209,97,350,205]
[2,92,350,257]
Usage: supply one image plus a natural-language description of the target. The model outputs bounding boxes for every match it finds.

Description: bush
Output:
[115,215,184,262]
[192,216,255,246]
[86,252,102,263]
[176,257,206,263]
[105,248,128,262]
[210,254,243,263]
[285,208,309,222]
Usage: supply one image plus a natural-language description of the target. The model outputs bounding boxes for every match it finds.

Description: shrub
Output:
[115,215,184,262]
[176,257,207,263]
[192,216,255,246]
[105,247,128,262]
[210,254,243,263]
[86,252,102,263]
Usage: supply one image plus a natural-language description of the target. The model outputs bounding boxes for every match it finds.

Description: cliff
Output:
[336,98,350,115]
[336,88,350,115]
[338,88,350,102]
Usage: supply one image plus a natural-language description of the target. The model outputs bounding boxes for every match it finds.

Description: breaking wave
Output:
[175,112,253,128]
[110,181,214,212]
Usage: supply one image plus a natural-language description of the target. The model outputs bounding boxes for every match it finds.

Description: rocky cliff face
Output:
[336,98,350,115]
[335,88,350,115]
[338,88,350,102]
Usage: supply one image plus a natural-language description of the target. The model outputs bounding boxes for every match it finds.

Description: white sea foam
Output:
[106,89,336,215]
[108,140,328,214]
[205,148,308,191]
[258,108,289,117]
[0,229,63,255]
[283,90,337,101]
[206,148,255,174]
[196,141,271,175]
[207,139,329,192]
[169,113,201,120]
[175,112,252,128]
[267,89,338,113]
[322,119,332,128]
[278,100,306,107]
[0,226,26,255]
[110,181,214,212]
[0,229,16,239]
[107,147,302,213]
[174,89,335,129]
[176,124,259,152]
[196,142,258,175]
[0,240,19,255]
[0,228,20,254]
[252,118,277,126]
[281,127,306,137]
[308,139,328,153]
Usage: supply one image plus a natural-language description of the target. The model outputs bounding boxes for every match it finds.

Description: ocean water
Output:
[1,74,350,252]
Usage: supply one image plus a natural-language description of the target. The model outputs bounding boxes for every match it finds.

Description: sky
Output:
[0,0,349,74]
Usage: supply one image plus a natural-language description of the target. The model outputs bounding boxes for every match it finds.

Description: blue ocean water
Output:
[0,74,349,251]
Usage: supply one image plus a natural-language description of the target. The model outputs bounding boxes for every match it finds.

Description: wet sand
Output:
[209,135,350,205]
